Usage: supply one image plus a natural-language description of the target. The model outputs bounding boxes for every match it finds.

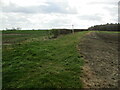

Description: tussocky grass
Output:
[2,30,88,88]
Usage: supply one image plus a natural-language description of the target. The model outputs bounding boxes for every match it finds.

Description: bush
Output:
[51,29,60,38]
[51,29,73,38]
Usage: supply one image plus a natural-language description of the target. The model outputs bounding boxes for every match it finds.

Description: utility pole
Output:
[72,24,74,34]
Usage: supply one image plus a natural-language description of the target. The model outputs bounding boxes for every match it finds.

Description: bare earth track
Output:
[78,32,119,88]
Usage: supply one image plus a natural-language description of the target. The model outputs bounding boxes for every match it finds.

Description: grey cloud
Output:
[118,1,120,23]
[103,6,117,16]
[103,6,118,23]
[1,14,31,29]
[2,14,29,24]
[44,17,71,28]
[78,14,102,21]
[2,2,77,14]
[88,1,118,6]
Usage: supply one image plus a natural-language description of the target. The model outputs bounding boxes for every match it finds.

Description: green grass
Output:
[2,30,49,44]
[2,30,88,88]
[96,31,120,33]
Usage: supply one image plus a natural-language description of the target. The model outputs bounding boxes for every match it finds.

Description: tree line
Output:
[88,23,120,31]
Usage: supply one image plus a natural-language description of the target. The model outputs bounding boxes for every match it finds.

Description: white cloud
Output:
[1,1,77,14]
[0,0,119,30]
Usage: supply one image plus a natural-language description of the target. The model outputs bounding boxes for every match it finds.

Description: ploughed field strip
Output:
[78,32,119,88]
[2,30,48,45]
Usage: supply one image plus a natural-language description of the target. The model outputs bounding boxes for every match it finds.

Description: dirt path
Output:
[78,32,119,88]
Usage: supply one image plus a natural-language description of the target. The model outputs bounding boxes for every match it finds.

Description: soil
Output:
[3,34,29,35]
[78,32,119,88]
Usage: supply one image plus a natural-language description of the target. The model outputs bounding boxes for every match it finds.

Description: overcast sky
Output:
[0,0,119,30]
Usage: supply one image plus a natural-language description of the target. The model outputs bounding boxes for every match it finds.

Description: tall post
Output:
[72,24,74,34]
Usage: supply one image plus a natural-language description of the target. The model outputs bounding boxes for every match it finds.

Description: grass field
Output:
[2,30,49,45]
[2,30,88,88]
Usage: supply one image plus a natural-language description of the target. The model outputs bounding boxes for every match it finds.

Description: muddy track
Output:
[78,32,119,88]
